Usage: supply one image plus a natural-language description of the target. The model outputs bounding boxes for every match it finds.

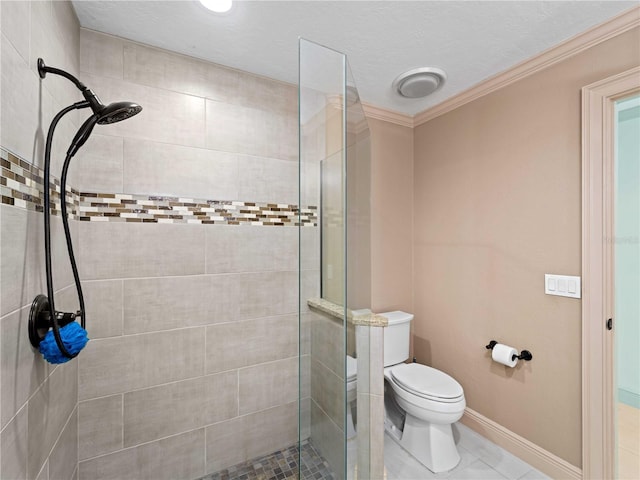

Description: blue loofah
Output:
[39,321,89,364]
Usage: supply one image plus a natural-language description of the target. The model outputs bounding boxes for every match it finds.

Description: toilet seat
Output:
[385,365,466,421]
[389,363,464,403]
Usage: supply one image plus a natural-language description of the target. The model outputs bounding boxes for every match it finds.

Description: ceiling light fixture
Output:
[199,0,233,13]
[392,67,447,98]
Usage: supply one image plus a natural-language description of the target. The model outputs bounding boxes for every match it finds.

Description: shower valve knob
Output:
[55,311,79,327]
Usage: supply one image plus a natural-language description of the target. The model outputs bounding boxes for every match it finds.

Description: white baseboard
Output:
[461,408,582,480]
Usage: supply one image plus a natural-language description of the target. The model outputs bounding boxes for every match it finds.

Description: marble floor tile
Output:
[381,422,550,480]
[447,460,508,480]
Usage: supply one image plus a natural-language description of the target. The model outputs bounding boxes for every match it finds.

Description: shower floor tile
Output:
[200,440,335,480]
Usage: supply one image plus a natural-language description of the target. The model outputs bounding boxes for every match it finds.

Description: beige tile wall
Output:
[78,429,206,480]
[75,29,302,479]
[354,325,385,479]
[77,395,123,460]
[308,309,346,480]
[1,2,81,479]
[2,11,306,480]
[204,402,298,474]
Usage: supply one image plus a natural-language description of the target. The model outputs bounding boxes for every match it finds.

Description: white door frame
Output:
[582,66,640,480]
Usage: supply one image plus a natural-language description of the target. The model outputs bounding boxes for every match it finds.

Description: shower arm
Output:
[38,59,103,113]
[38,58,86,90]
[35,100,91,359]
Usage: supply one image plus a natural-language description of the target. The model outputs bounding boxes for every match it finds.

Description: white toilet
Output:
[381,311,466,473]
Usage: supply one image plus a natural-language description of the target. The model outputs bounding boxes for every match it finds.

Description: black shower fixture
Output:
[29,58,142,361]
[37,59,142,156]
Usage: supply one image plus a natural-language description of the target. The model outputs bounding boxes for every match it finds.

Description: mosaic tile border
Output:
[198,440,336,480]
[1,149,79,218]
[78,194,316,226]
[1,148,317,227]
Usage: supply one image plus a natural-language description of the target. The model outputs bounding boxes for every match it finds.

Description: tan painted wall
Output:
[368,118,414,316]
[412,27,640,468]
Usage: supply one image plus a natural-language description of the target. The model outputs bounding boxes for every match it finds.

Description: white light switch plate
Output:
[545,274,581,298]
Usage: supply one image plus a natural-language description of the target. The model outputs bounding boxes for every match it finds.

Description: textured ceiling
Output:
[72,1,636,116]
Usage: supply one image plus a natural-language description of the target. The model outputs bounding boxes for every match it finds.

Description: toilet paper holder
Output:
[485,340,533,361]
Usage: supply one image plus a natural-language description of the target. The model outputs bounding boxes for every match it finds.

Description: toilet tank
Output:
[380,311,414,367]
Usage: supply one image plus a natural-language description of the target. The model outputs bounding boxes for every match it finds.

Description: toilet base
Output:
[346,401,357,439]
[386,414,460,473]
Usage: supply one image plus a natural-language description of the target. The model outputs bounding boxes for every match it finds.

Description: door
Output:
[613,93,640,480]
[582,67,640,480]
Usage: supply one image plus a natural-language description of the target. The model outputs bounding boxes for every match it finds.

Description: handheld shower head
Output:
[31,58,144,361]
[67,115,98,157]
[81,87,142,124]
[66,101,142,157]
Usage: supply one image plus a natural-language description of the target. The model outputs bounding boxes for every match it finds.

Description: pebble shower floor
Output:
[199,441,336,480]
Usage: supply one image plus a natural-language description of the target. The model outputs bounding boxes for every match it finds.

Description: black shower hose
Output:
[43,100,89,358]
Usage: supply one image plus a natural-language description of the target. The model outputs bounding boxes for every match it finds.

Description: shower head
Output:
[64,99,142,157]
[81,87,142,124]
[37,58,143,155]
[66,101,142,157]
[96,101,143,124]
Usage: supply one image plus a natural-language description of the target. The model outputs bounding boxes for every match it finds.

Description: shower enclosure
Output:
[0,5,373,477]
[299,39,374,479]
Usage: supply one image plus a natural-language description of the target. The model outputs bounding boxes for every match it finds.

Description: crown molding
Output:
[413,6,640,127]
[362,103,414,128]
[308,6,638,131]
[324,96,414,128]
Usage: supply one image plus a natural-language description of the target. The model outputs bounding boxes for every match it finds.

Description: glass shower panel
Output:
[299,38,372,480]
[299,38,347,480]
[345,63,372,480]
[345,65,371,313]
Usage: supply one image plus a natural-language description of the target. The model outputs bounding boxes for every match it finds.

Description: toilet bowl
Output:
[380,311,466,473]
[346,355,357,438]
[384,363,465,472]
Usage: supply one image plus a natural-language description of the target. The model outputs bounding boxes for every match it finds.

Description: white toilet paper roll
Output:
[491,343,519,368]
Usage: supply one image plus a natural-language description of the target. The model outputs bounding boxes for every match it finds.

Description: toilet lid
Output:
[346,355,357,382]
[390,363,463,401]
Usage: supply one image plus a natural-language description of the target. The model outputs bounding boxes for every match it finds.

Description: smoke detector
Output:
[393,67,447,98]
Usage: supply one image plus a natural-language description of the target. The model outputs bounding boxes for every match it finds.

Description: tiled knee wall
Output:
[309,309,347,479]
